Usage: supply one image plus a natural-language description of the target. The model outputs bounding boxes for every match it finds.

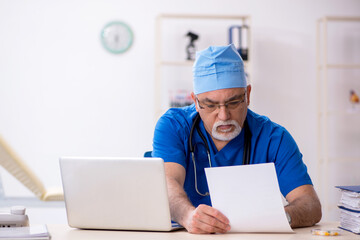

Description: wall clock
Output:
[101,21,133,54]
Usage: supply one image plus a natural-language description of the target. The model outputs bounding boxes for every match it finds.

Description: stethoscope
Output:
[188,113,252,196]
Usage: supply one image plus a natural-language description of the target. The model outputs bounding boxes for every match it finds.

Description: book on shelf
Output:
[336,185,360,235]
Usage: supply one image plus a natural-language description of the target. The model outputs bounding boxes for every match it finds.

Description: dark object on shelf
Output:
[186,31,199,60]
[228,25,249,61]
[350,89,359,104]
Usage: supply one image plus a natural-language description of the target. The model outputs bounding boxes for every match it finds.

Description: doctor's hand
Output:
[183,204,231,234]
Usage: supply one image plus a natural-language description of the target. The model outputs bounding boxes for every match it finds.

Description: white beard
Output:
[211,120,242,141]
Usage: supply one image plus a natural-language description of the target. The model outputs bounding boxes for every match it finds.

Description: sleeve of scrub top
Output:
[272,128,313,198]
[152,112,189,169]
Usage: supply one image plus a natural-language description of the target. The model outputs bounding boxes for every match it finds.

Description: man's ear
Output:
[191,92,199,112]
[246,85,252,106]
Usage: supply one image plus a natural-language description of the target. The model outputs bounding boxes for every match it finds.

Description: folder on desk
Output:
[337,185,360,193]
[0,135,63,201]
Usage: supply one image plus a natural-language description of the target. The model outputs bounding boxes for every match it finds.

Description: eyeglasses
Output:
[196,92,247,113]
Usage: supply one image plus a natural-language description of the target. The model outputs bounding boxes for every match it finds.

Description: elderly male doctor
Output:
[152,44,321,234]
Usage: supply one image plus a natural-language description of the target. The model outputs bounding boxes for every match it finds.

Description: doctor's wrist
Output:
[286,211,292,226]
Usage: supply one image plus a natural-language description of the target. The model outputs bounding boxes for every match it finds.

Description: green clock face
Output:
[101,21,133,54]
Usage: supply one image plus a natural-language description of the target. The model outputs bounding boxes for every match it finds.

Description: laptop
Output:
[59,157,183,231]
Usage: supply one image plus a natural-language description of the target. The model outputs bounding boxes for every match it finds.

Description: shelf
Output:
[318,157,360,163]
[318,109,360,116]
[155,14,251,120]
[316,16,360,221]
[158,14,250,20]
[317,64,360,69]
[159,60,250,67]
[160,60,194,66]
[319,16,360,22]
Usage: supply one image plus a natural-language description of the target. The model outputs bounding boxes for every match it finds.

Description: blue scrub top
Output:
[152,104,312,208]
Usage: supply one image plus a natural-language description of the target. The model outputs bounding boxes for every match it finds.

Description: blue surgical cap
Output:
[193,44,247,95]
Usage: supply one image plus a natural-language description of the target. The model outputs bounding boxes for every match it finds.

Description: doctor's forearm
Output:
[167,177,195,226]
[285,190,322,228]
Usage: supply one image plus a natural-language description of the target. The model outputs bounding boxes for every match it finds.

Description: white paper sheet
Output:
[205,163,293,233]
[0,225,51,239]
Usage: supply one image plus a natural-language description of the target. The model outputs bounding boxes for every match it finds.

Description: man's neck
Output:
[212,138,229,152]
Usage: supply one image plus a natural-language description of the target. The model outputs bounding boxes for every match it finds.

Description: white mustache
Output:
[213,120,238,130]
[212,120,242,141]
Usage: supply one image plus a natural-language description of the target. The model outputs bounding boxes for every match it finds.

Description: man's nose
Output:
[217,105,230,120]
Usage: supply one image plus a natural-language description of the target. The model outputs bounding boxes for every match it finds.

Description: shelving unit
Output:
[154,14,251,120]
[316,16,360,220]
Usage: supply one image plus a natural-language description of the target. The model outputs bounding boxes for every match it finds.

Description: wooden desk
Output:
[47,222,360,240]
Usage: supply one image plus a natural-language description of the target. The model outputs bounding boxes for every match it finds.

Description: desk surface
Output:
[48,222,359,240]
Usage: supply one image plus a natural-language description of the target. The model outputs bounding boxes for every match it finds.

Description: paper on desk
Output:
[205,163,293,233]
[0,225,51,239]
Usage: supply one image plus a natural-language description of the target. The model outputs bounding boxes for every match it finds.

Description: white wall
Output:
[0,0,359,220]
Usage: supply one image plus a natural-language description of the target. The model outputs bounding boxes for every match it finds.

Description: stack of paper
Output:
[336,185,360,234]
[0,225,51,239]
